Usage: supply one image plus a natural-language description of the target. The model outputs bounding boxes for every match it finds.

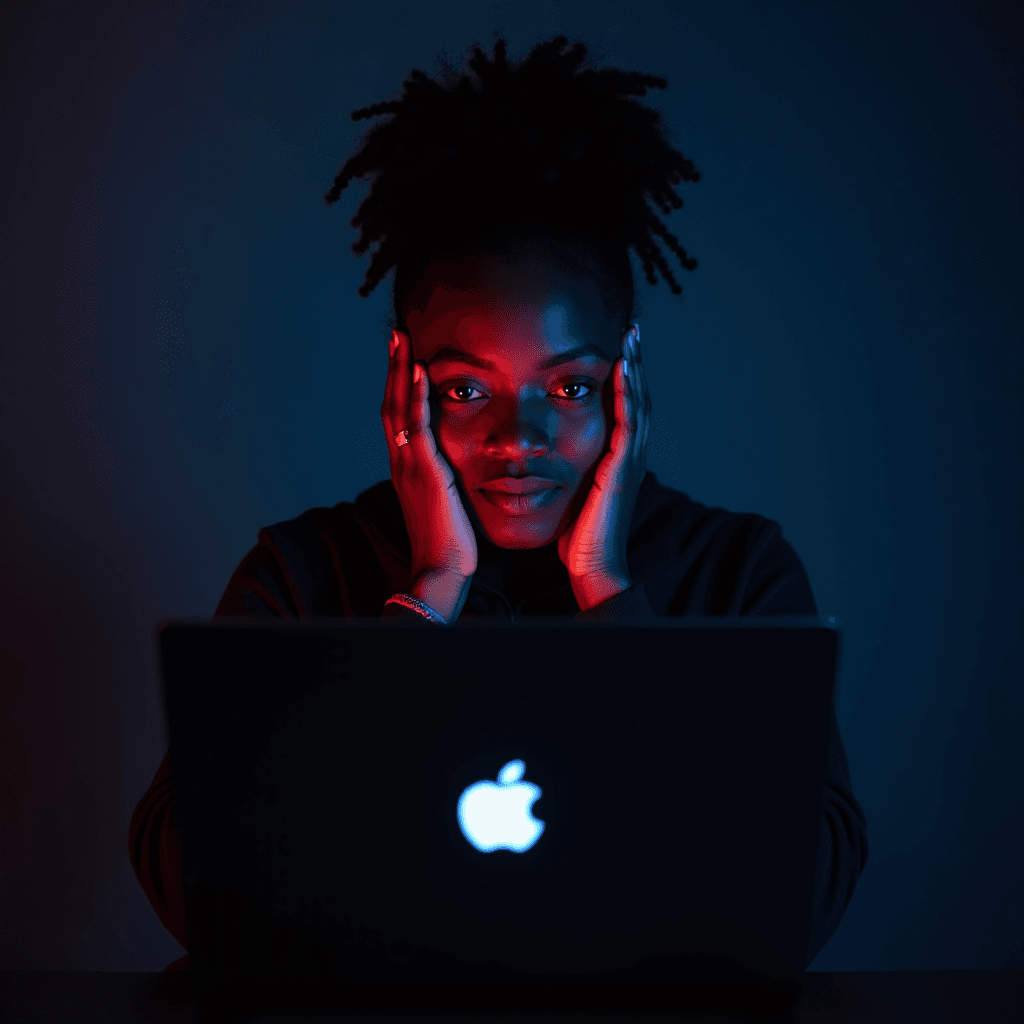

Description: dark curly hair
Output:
[323,35,700,334]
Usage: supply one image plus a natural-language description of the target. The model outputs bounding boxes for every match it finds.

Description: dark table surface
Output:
[2,970,1021,1023]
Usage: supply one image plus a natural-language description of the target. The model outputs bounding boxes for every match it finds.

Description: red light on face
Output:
[407,253,618,550]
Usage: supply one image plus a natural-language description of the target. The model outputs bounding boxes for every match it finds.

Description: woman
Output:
[130,36,868,973]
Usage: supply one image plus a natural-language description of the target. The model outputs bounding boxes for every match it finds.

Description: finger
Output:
[593,356,631,492]
[630,333,651,458]
[403,363,451,477]
[623,325,649,459]
[384,330,409,465]
[621,329,640,436]
[404,362,431,442]
[391,329,412,436]
[608,355,633,470]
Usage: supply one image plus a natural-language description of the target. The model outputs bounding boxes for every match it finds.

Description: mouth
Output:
[477,479,562,516]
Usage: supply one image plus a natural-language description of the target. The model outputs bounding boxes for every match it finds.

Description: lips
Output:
[477,477,562,516]
[479,476,561,495]
[478,488,560,515]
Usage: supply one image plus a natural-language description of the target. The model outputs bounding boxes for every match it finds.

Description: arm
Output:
[129,530,298,962]
[805,705,870,966]
[129,498,447,960]
[742,524,870,966]
[128,748,188,957]
[573,519,869,962]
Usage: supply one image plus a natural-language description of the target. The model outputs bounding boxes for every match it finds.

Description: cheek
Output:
[434,416,477,469]
[557,411,607,471]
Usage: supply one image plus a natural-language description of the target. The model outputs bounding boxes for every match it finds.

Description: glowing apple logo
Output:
[457,760,545,852]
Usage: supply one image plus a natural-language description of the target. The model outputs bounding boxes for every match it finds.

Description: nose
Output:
[482,395,551,458]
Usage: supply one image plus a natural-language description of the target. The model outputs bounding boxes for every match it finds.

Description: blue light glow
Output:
[457,760,545,852]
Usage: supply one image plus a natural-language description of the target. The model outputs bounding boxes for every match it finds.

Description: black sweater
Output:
[130,470,868,970]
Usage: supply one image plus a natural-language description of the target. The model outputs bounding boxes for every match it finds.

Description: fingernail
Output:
[413,363,422,383]
[622,357,629,377]
[389,330,398,357]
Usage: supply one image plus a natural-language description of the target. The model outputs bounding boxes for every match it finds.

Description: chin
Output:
[482,520,560,549]
[487,531,556,550]
[473,506,563,550]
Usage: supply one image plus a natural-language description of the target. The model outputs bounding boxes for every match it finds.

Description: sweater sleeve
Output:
[568,519,868,965]
[741,522,870,967]
[129,513,424,968]
[128,747,189,961]
[805,704,869,967]
[130,523,313,967]
[129,544,286,968]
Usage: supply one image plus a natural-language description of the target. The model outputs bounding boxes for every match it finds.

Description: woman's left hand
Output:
[558,323,650,611]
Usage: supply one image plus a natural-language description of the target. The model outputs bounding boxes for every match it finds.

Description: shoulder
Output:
[629,471,781,559]
[262,479,407,559]
[629,472,817,616]
[215,480,409,618]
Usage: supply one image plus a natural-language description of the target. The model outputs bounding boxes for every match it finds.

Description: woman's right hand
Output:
[381,328,477,622]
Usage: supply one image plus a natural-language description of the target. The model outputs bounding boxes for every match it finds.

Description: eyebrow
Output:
[425,344,612,371]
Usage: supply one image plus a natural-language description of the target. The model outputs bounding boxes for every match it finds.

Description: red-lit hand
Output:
[382,329,477,621]
[558,324,649,612]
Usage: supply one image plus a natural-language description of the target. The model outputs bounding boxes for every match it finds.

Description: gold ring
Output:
[394,430,410,447]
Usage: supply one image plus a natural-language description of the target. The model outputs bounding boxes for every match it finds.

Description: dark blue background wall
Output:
[1,0,1020,971]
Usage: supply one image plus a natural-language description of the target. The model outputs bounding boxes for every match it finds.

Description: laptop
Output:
[156,617,838,1017]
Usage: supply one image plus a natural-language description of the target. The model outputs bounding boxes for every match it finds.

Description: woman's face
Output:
[404,251,625,550]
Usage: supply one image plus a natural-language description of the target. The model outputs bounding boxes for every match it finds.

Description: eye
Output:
[551,382,594,401]
[443,384,488,403]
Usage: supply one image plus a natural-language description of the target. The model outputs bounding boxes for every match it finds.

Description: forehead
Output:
[405,252,620,365]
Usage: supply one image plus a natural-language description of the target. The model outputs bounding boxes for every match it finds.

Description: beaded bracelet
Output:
[384,592,448,625]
